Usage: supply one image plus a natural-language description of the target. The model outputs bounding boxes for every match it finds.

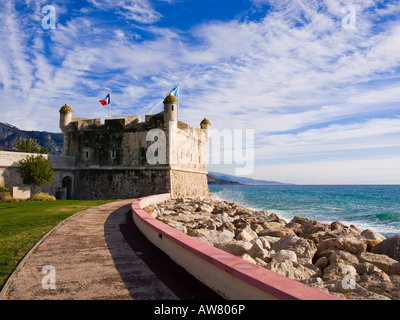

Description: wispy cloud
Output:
[87,0,162,23]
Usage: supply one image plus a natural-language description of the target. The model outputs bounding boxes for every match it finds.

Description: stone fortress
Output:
[0,94,211,200]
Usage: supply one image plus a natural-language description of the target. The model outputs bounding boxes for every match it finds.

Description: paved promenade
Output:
[0,200,221,300]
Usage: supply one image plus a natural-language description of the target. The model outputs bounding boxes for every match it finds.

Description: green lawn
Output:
[0,199,116,290]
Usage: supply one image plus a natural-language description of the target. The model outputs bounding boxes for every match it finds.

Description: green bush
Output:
[0,185,9,192]
[32,193,56,201]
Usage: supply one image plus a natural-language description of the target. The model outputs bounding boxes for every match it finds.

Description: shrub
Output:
[0,185,9,192]
[1,195,21,203]
[32,193,56,201]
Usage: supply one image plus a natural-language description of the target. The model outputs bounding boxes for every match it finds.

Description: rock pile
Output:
[144,198,400,300]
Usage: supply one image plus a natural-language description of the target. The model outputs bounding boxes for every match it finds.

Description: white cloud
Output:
[87,0,162,23]
[256,117,400,159]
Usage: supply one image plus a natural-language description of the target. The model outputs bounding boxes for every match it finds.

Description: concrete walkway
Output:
[0,200,221,300]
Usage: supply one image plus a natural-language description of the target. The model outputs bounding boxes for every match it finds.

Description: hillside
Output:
[207,173,243,185]
[0,122,63,154]
[209,171,292,185]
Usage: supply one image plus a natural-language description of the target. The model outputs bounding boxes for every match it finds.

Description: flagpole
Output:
[109,91,112,118]
[177,84,180,120]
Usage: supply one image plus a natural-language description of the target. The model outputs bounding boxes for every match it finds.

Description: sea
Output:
[209,185,400,238]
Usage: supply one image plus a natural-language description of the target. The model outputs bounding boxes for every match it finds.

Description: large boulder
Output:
[315,256,329,271]
[300,220,331,240]
[361,229,386,250]
[329,250,359,266]
[247,238,271,260]
[214,240,252,256]
[259,227,295,238]
[372,235,400,262]
[187,228,215,238]
[197,229,235,245]
[236,225,258,242]
[267,260,318,281]
[240,253,257,264]
[271,250,298,263]
[272,235,317,263]
[318,233,367,256]
[357,271,393,298]
[195,203,214,215]
[258,236,282,247]
[322,263,344,282]
[358,252,400,276]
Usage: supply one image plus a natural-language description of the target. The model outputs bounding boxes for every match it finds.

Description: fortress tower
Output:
[163,94,178,123]
[59,104,73,155]
[58,92,211,200]
[59,104,73,132]
[200,118,211,141]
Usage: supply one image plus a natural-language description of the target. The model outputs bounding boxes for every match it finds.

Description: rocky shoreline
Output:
[144,197,400,300]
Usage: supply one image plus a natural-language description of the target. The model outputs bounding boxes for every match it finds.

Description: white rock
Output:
[272,250,298,263]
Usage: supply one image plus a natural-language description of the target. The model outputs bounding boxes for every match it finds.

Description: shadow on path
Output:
[104,204,223,300]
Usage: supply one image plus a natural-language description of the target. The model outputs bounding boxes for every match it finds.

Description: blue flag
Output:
[170,85,180,99]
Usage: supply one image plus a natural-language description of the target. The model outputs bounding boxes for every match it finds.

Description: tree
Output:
[15,138,50,154]
[18,155,55,195]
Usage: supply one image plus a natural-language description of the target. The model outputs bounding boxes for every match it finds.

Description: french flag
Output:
[99,93,111,106]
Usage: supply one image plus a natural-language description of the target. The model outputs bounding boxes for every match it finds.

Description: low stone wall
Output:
[131,194,340,300]
[0,151,75,197]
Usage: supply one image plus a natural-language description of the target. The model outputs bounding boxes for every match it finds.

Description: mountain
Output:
[208,171,293,185]
[207,173,243,185]
[0,122,63,154]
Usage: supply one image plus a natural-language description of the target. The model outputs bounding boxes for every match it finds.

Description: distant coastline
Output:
[208,171,293,186]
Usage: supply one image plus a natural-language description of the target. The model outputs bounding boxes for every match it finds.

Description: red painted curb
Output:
[132,194,341,300]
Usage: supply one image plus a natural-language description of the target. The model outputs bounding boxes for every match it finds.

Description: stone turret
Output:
[59,104,73,132]
[59,104,73,155]
[163,94,178,123]
[200,118,211,140]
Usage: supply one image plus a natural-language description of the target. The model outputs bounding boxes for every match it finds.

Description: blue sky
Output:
[1,0,400,184]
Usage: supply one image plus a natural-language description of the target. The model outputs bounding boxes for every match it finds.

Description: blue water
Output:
[209,185,400,238]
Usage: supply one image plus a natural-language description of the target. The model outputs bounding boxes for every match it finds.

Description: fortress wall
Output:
[73,168,171,200]
[170,168,209,199]
[169,124,208,173]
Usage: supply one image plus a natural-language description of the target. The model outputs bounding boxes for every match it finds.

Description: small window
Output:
[85,151,89,159]
[172,106,174,111]
[139,147,147,165]
[140,147,146,159]
[111,149,116,159]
